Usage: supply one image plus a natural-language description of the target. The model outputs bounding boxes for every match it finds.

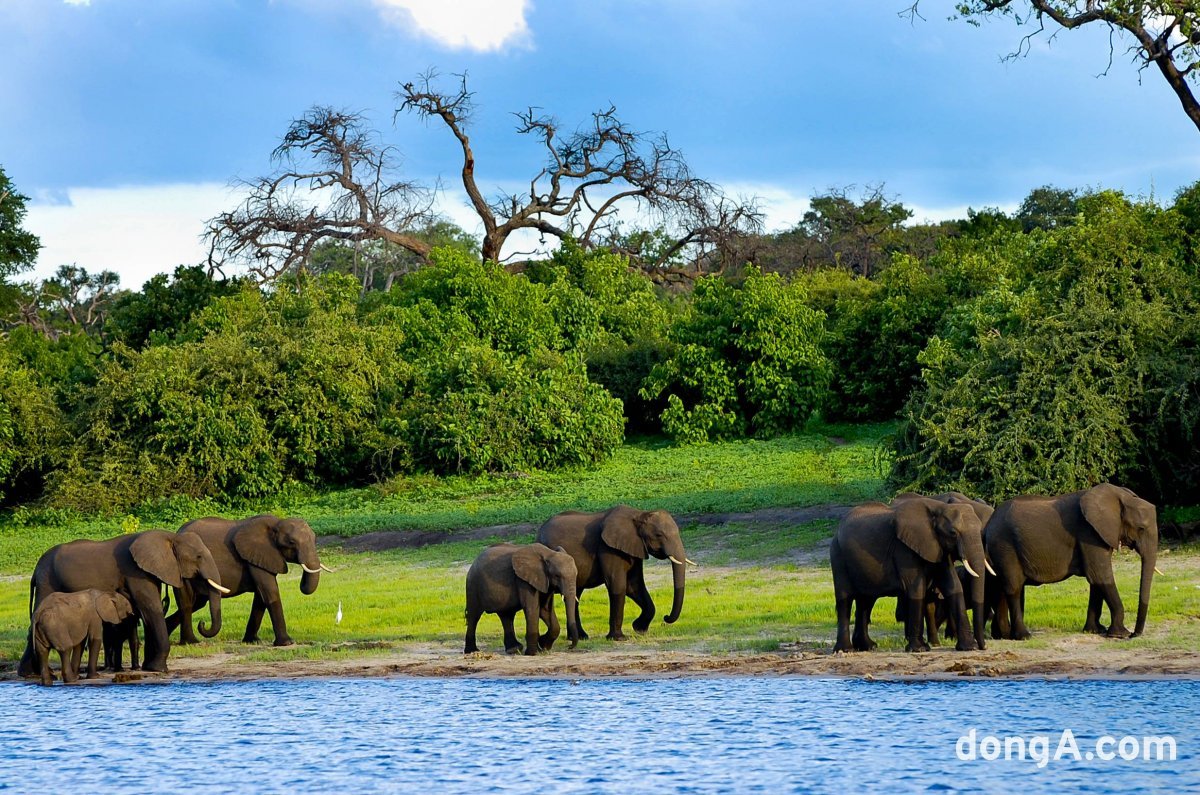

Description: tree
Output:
[0,167,41,280]
[1016,185,1080,231]
[797,185,914,277]
[913,2,1200,134]
[207,73,760,281]
[105,265,248,348]
[205,108,440,282]
[13,265,121,338]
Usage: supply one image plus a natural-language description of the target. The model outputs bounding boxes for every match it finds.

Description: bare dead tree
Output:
[398,71,762,275]
[209,76,760,283]
[906,2,1200,133]
[205,108,438,281]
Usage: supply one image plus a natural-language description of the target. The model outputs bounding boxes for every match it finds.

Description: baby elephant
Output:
[465,543,580,656]
[32,590,134,685]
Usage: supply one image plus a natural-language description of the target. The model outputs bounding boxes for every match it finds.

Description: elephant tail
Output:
[27,576,35,620]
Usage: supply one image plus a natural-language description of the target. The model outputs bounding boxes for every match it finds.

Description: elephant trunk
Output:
[957,534,988,649]
[299,544,322,596]
[563,585,579,649]
[1133,527,1158,637]
[198,583,223,638]
[664,542,687,625]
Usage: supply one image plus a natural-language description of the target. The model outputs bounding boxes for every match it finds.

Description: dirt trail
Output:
[319,504,854,553]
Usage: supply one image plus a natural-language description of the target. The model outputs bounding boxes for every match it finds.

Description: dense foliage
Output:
[3,161,1200,514]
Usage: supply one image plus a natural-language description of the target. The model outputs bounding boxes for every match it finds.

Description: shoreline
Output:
[6,641,1200,685]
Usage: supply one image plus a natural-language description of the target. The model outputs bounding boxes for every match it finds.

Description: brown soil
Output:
[12,636,1197,686]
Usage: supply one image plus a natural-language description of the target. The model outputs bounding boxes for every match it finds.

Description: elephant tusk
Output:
[302,564,321,574]
[985,560,997,577]
[686,558,698,567]
[1154,566,1164,576]
[961,560,980,579]
[207,578,231,595]
[320,564,335,573]
[669,556,685,565]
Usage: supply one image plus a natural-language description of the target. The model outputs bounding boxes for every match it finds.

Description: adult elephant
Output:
[985,483,1159,640]
[893,491,995,650]
[831,496,987,652]
[18,530,228,675]
[167,515,331,647]
[536,506,693,641]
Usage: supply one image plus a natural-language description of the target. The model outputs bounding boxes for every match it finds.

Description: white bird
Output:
[336,601,343,625]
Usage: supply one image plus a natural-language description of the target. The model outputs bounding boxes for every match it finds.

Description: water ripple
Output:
[0,677,1196,793]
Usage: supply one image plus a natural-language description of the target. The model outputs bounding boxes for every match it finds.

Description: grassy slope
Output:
[2,421,1197,665]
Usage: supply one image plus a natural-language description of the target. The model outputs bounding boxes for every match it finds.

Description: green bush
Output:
[642,267,830,442]
[892,192,1196,501]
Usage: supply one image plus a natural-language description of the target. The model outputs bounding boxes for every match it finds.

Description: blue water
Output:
[1,677,1197,793]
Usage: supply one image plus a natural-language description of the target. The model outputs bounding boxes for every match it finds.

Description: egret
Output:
[336,601,343,625]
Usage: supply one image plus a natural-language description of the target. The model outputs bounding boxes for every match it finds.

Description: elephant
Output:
[535,505,693,641]
[102,612,141,672]
[985,483,1159,640]
[893,491,996,650]
[32,590,133,685]
[830,496,988,653]
[166,515,330,647]
[464,543,580,656]
[18,529,229,675]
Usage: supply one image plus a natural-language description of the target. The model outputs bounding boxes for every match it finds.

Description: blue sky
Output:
[4,0,1198,287]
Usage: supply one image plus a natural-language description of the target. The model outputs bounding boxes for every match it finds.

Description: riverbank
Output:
[3,511,1197,683]
[8,636,1200,684]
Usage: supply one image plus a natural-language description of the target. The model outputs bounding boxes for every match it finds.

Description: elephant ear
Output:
[511,546,550,593]
[1080,484,1123,549]
[130,532,183,589]
[600,511,648,559]
[96,593,128,624]
[893,499,944,563]
[233,517,287,574]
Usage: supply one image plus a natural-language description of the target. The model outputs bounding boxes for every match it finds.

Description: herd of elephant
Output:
[15,483,1160,684]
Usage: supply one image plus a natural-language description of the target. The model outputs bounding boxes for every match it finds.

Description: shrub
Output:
[642,267,830,442]
[892,193,1195,501]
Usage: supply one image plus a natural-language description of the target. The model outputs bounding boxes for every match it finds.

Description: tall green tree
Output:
[0,167,40,279]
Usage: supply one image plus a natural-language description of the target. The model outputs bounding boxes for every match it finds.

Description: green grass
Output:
[3,421,1197,671]
[0,422,892,574]
[3,522,1196,666]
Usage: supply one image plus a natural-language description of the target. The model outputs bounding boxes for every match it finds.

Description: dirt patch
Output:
[319,505,853,553]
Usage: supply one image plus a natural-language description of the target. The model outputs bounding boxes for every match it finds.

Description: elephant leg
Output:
[130,621,141,670]
[538,597,560,651]
[1096,580,1130,638]
[1083,584,1108,634]
[244,592,268,644]
[604,569,629,641]
[174,583,202,645]
[852,597,877,651]
[464,604,483,654]
[249,569,293,647]
[38,645,53,686]
[627,563,656,634]
[499,610,522,654]
[85,630,100,679]
[924,598,941,647]
[573,597,589,640]
[132,581,170,672]
[1004,588,1031,640]
[834,595,854,652]
[19,626,37,678]
[59,648,75,684]
[904,581,931,652]
[522,592,541,657]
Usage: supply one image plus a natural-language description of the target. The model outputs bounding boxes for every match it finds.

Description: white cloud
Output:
[24,183,238,290]
[62,0,91,5]
[371,0,531,52]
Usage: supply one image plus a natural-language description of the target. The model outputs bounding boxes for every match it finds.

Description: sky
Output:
[3,0,1199,289]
